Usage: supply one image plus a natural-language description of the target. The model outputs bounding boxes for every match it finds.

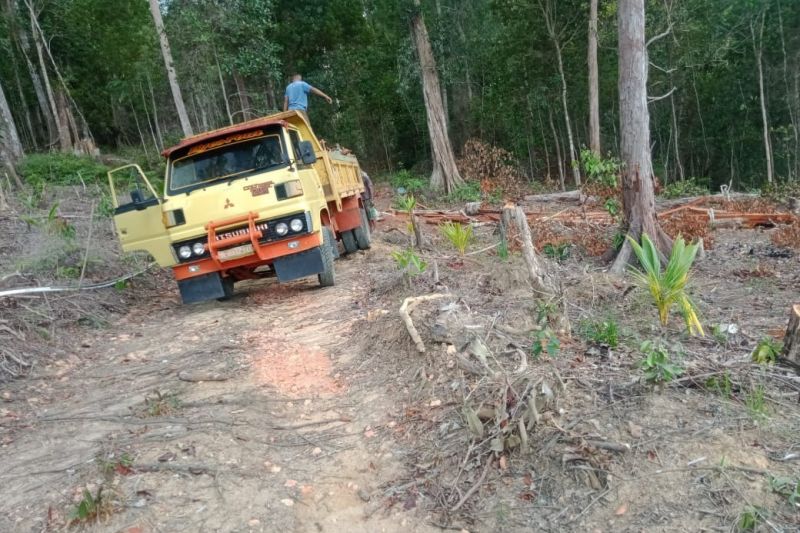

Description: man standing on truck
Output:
[283,74,333,114]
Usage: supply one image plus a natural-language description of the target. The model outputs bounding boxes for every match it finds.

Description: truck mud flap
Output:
[273,247,324,282]
[177,272,228,304]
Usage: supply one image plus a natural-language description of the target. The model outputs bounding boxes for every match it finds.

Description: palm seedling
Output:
[440,221,473,256]
[627,233,704,336]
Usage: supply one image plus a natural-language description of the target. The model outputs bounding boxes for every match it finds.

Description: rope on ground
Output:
[0,263,156,298]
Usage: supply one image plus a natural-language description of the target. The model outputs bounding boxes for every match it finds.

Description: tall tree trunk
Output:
[139,82,159,154]
[611,0,670,274]
[213,49,234,125]
[28,1,70,150]
[410,0,464,193]
[588,0,601,154]
[777,1,798,181]
[148,0,193,137]
[6,0,53,145]
[146,73,164,150]
[548,106,566,191]
[0,79,25,162]
[752,12,773,184]
[540,0,581,186]
[232,70,252,122]
[670,91,684,181]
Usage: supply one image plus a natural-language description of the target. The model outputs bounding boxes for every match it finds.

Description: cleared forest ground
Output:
[1,185,799,533]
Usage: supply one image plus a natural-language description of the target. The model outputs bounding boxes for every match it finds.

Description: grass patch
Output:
[18,153,108,189]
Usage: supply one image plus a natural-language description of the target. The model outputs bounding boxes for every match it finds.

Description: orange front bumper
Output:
[173,232,322,281]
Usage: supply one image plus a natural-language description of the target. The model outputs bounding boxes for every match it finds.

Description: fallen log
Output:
[522,190,587,203]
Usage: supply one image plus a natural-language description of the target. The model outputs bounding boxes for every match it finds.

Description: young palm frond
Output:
[440,221,473,256]
[627,233,704,336]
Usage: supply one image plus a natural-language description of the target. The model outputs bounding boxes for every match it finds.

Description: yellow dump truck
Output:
[107,111,370,304]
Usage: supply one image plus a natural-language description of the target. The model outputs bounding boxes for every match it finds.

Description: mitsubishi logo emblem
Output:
[224,198,234,209]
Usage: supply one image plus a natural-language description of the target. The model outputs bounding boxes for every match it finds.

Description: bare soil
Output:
[1,186,799,533]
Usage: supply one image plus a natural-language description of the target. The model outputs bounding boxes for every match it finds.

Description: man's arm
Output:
[310,87,333,104]
[283,95,288,112]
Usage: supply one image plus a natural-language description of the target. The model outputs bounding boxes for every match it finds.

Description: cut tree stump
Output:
[782,304,800,365]
[503,206,553,297]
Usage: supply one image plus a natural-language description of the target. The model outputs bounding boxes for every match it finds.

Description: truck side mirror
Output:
[298,141,317,165]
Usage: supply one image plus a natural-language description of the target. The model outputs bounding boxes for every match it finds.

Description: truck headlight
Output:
[178,245,192,259]
[275,222,289,236]
[192,242,205,256]
[289,218,303,232]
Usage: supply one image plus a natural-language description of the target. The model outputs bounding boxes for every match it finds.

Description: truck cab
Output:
[108,111,370,304]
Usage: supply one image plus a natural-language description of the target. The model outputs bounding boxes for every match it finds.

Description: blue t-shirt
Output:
[285,81,313,111]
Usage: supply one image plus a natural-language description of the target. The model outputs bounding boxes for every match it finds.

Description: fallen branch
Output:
[451,458,492,512]
[0,263,155,298]
[400,294,452,353]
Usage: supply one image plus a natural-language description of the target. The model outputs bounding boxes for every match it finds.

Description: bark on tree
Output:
[548,106,566,191]
[610,0,671,275]
[148,0,193,137]
[410,0,464,193]
[588,0,601,154]
[752,12,773,184]
[782,304,800,365]
[233,70,252,122]
[540,0,581,186]
[146,73,164,150]
[0,79,25,162]
[28,1,70,151]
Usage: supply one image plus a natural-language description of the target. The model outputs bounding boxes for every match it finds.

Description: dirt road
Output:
[1,245,432,532]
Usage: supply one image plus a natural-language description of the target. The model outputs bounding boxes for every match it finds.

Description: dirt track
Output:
[0,244,433,532]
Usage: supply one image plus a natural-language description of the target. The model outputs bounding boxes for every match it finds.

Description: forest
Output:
[1,0,799,192]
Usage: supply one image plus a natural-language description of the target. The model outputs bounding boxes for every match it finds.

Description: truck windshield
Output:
[169,132,286,193]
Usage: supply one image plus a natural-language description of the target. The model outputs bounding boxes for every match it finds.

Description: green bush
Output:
[18,153,108,189]
[660,178,710,199]
[580,148,621,188]
[390,169,427,194]
[446,181,482,202]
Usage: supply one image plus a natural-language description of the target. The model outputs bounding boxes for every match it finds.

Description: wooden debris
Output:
[399,294,451,353]
[782,304,800,366]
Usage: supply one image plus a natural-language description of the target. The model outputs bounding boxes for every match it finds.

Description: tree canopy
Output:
[0,0,798,190]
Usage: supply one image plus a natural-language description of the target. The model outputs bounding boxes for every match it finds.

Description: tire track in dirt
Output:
[0,247,433,532]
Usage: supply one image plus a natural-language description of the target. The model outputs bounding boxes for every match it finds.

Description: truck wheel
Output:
[318,227,336,287]
[217,276,235,301]
[341,230,358,254]
[353,208,371,250]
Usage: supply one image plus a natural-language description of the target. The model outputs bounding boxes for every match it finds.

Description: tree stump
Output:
[782,304,800,365]
[503,206,553,297]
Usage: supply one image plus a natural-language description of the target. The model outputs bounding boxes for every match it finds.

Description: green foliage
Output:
[751,337,782,365]
[17,154,108,189]
[531,328,560,359]
[639,340,683,384]
[497,237,509,261]
[535,300,559,326]
[761,180,800,203]
[446,181,482,203]
[543,242,570,262]
[603,197,621,221]
[660,178,710,199]
[393,194,417,213]
[705,372,733,398]
[391,248,427,278]
[745,384,768,420]
[736,507,764,531]
[628,234,704,336]
[69,487,104,524]
[439,221,473,255]
[580,149,621,188]
[768,476,800,507]
[581,319,620,348]
[390,170,427,194]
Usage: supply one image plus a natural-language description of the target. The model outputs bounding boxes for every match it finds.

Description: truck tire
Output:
[353,208,371,250]
[318,227,336,287]
[341,230,358,254]
[217,276,235,301]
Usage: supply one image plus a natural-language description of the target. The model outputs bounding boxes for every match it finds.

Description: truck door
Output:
[108,164,176,266]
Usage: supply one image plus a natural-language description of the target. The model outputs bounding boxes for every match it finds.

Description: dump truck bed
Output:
[317,148,364,208]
